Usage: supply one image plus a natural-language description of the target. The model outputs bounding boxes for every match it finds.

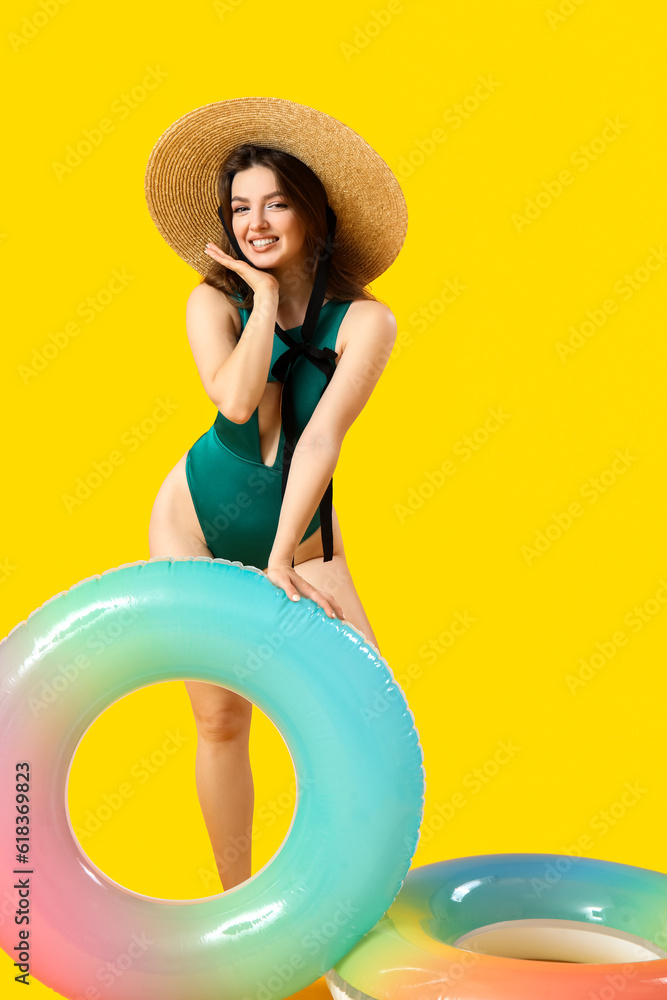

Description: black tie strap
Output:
[269,335,337,386]
[216,203,339,565]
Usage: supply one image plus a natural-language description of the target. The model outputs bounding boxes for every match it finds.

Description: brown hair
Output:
[201,143,378,308]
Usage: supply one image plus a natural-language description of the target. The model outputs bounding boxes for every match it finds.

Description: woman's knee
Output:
[186,684,252,743]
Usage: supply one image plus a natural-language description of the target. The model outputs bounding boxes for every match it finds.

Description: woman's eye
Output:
[232,203,286,213]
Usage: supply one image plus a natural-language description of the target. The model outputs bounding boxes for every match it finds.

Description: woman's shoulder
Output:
[188,281,245,311]
[343,297,396,326]
[335,298,396,356]
[186,282,244,334]
[332,296,393,312]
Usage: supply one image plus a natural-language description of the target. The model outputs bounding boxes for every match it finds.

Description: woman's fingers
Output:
[205,242,239,266]
[205,242,254,275]
[266,569,344,620]
[318,591,345,620]
[298,580,344,621]
[266,569,301,605]
[204,241,279,297]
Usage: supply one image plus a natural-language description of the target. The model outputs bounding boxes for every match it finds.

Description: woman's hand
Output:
[204,241,280,299]
[265,563,345,621]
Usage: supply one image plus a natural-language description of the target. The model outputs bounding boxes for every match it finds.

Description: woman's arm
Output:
[268,436,341,566]
[210,286,279,421]
[267,299,397,570]
[186,243,279,423]
[186,283,279,423]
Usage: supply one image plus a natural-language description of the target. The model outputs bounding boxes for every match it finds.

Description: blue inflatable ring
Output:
[0,557,425,1000]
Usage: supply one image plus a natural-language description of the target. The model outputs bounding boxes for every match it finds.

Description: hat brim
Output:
[144,96,408,284]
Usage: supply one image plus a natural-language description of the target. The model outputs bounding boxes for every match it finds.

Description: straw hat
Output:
[144,96,408,285]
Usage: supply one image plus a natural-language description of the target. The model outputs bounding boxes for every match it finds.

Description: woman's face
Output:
[230,165,307,270]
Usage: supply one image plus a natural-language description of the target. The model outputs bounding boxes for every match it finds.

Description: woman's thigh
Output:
[295,512,380,654]
[149,450,210,558]
[149,462,373,720]
[149,452,252,733]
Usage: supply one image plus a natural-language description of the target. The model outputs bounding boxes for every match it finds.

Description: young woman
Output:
[144,98,407,892]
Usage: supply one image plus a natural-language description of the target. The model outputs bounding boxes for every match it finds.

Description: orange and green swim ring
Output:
[327,853,667,999]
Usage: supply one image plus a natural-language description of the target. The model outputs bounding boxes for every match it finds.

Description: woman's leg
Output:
[295,552,381,653]
[182,681,254,891]
[292,507,381,654]
[149,452,254,891]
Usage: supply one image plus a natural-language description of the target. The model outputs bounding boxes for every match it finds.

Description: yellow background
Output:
[1,0,666,996]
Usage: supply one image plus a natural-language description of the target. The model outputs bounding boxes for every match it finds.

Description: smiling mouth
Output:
[249,237,280,249]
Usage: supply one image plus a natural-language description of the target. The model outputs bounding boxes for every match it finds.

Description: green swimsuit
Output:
[185,297,353,569]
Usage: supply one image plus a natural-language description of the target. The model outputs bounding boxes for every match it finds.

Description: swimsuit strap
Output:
[217,204,339,565]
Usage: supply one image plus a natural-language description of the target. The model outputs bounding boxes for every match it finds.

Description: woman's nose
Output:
[247,209,269,230]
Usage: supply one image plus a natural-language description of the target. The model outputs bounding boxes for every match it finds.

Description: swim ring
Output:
[0,557,425,1000]
[327,853,667,999]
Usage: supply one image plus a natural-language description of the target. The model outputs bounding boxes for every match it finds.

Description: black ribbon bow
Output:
[216,202,339,565]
